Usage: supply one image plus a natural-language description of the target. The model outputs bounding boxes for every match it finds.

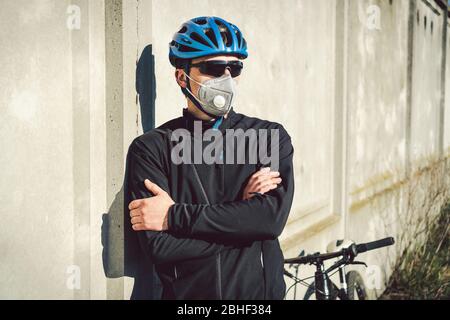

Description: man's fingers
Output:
[250,167,271,179]
[245,174,282,196]
[132,223,144,231]
[259,173,281,183]
[252,175,281,189]
[250,170,280,183]
[131,216,143,225]
[255,178,282,191]
[129,208,141,218]
[128,199,143,210]
[144,179,165,196]
[271,177,282,185]
[260,184,278,194]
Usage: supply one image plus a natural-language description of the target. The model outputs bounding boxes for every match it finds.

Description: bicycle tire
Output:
[346,270,368,300]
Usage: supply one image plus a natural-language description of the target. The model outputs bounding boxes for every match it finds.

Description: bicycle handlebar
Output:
[355,237,395,254]
[284,236,395,265]
[284,251,341,264]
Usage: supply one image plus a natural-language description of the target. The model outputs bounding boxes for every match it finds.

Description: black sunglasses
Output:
[190,60,243,78]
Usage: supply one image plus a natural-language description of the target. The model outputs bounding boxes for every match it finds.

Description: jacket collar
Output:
[182,107,236,133]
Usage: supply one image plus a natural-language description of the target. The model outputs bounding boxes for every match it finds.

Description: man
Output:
[125,16,295,299]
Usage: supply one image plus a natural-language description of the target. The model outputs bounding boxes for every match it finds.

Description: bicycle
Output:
[283,237,395,300]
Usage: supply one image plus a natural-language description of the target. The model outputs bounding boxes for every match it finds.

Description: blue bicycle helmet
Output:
[169,16,248,67]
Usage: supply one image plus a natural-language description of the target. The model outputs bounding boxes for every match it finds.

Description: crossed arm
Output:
[125,130,294,264]
[126,146,230,265]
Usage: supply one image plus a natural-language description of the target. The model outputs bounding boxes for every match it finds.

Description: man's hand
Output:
[129,179,175,231]
[242,167,282,200]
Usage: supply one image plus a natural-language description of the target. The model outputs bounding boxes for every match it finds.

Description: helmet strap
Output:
[181,63,217,119]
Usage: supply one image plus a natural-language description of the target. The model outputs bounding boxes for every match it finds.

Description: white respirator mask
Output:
[183,71,237,117]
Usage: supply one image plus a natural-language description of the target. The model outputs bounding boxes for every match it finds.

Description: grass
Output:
[380,201,450,300]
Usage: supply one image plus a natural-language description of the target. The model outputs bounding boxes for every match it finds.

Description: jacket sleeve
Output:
[125,137,230,266]
[168,125,295,241]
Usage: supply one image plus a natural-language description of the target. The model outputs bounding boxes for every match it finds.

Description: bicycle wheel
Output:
[346,271,368,300]
[303,280,340,300]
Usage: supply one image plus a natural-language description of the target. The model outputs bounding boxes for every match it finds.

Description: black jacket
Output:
[125,107,295,300]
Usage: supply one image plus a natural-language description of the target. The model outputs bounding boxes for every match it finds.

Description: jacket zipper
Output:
[261,251,264,269]
[191,164,210,205]
[261,242,266,299]
[192,163,224,299]
[216,252,222,299]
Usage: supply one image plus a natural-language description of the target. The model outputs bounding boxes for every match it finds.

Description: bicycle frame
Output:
[313,261,348,300]
[314,263,330,300]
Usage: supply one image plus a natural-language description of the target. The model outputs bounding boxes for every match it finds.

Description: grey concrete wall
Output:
[0,0,150,299]
[0,0,74,299]
[0,0,449,299]
[282,0,450,299]
[411,0,445,169]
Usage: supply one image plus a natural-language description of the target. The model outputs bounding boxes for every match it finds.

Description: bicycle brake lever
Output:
[289,250,306,269]
[350,261,368,267]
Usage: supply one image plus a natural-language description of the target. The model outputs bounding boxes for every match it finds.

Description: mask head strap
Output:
[181,63,218,119]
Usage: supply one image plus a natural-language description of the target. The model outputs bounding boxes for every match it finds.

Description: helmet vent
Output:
[190,32,212,48]
[194,18,207,25]
[204,29,218,48]
[178,45,200,52]
[178,26,187,34]
[215,20,233,47]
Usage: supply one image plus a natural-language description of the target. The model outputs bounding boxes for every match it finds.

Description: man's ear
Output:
[175,69,187,88]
